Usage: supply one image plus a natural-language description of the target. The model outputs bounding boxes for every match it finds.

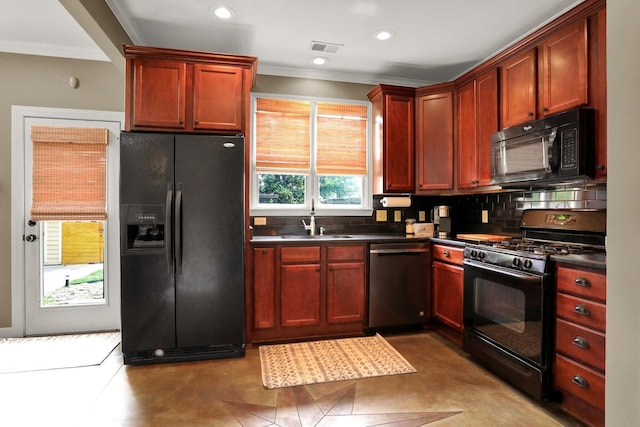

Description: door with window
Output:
[22,114,121,335]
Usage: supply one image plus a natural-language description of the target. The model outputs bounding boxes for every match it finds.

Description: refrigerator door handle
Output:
[175,183,183,274]
[165,183,174,275]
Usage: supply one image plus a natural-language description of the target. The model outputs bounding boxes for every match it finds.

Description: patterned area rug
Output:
[0,332,120,374]
[259,334,417,389]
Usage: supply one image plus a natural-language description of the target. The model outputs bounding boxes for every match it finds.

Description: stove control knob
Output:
[523,259,533,269]
[512,258,522,267]
[470,249,478,258]
[478,251,486,259]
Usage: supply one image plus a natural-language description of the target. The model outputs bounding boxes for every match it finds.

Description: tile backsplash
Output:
[250,185,607,237]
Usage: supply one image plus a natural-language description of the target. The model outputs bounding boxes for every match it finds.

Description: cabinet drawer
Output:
[556,265,606,302]
[281,246,320,263]
[432,244,463,265]
[554,353,605,411]
[557,293,606,332]
[327,245,365,262]
[556,318,605,371]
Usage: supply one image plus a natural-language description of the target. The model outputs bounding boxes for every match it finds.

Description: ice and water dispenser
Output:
[121,204,166,253]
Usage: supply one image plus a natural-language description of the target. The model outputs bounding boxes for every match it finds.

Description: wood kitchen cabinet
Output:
[500,19,588,128]
[367,85,416,194]
[456,69,498,189]
[554,262,606,427]
[124,45,257,133]
[431,243,464,345]
[415,85,455,193]
[249,243,366,343]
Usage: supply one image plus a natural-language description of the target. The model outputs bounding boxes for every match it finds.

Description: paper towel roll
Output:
[380,196,411,208]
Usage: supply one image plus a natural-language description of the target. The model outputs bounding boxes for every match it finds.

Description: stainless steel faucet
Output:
[301,197,316,235]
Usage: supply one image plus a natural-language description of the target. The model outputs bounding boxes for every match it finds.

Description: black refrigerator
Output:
[119,132,245,365]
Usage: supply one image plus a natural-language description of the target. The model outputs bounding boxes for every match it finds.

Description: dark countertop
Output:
[251,233,431,244]
[550,253,607,270]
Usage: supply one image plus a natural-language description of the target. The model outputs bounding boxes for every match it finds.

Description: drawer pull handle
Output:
[574,277,591,288]
[571,375,590,389]
[443,251,450,257]
[572,305,591,316]
[572,336,590,349]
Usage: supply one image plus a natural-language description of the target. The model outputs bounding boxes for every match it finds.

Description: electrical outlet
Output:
[394,210,402,222]
[376,210,388,222]
[418,210,426,222]
[254,217,267,226]
[482,210,489,223]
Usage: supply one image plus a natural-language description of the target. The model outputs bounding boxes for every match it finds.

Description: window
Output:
[251,94,371,216]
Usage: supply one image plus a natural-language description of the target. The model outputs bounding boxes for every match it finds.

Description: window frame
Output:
[250,92,373,217]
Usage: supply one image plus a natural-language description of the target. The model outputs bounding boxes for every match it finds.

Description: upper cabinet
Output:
[500,19,588,128]
[124,45,257,134]
[415,85,454,193]
[367,85,416,194]
[456,69,498,189]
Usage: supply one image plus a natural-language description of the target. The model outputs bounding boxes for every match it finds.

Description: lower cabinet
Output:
[249,243,365,343]
[431,243,465,344]
[553,262,606,427]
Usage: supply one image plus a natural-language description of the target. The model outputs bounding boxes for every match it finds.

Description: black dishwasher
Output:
[367,242,430,331]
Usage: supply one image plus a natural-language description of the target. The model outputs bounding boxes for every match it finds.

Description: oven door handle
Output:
[463,259,543,282]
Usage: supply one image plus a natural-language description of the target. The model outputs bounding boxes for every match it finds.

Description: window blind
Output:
[316,102,367,176]
[30,125,109,221]
[255,98,311,174]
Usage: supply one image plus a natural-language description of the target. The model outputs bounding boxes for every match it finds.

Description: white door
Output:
[18,109,122,335]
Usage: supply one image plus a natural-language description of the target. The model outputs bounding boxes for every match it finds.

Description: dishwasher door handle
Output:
[370,248,429,255]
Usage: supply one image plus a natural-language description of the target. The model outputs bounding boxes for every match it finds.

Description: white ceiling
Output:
[2,0,585,87]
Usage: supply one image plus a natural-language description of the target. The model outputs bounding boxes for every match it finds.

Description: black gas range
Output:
[461,209,606,402]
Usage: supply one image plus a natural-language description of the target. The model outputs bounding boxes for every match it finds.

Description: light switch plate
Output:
[394,210,402,222]
[376,210,387,222]
[418,211,426,222]
[254,217,267,226]
[482,210,489,223]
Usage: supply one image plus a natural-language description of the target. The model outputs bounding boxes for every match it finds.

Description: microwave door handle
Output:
[547,128,559,173]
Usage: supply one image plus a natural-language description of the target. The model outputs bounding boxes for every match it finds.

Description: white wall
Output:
[606,0,640,424]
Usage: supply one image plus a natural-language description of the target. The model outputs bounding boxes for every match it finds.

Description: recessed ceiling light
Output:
[311,56,329,65]
[374,30,394,41]
[211,6,234,19]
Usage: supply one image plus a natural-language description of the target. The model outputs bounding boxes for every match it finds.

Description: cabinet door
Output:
[327,262,365,324]
[416,91,454,192]
[475,70,499,187]
[432,261,464,331]
[192,64,243,132]
[384,94,415,192]
[538,19,588,116]
[253,247,275,329]
[280,264,321,327]
[456,80,477,189]
[501,49,537,128]
[131,58,187,130]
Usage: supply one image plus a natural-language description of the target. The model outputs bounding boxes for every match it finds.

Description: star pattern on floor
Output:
[224,382,461,426]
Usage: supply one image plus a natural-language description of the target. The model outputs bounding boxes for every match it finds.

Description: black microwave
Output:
[491,108,595,186]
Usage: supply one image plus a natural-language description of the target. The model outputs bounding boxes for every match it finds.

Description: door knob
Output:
[25,234,37,242]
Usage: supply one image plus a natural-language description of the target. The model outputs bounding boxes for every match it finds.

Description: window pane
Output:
[318,176,363,205]
[258,174,306,205]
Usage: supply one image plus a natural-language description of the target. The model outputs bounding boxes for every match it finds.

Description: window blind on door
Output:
[316,102,367,176]
[30,125,109,221]
[255,98,311,174]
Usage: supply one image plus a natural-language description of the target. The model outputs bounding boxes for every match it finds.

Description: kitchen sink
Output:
[279,234,353,239]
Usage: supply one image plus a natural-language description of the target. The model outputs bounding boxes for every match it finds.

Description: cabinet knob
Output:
[571,375,590,389]
[541,107,548,113]
[574,277,591,288]
[573,304,591,316]
[596,164,605,171]
[194,119,199,125]
[527,111,534,117]
[572,336,590,349]
[179,119,184,124]
[443,251,450,257]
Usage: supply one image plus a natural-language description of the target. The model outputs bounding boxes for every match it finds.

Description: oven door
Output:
[463,259,551,367]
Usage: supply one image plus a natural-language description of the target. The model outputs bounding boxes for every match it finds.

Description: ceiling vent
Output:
[310,41,343,54]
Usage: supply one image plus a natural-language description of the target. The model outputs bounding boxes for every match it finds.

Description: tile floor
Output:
[0,331,585,426]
